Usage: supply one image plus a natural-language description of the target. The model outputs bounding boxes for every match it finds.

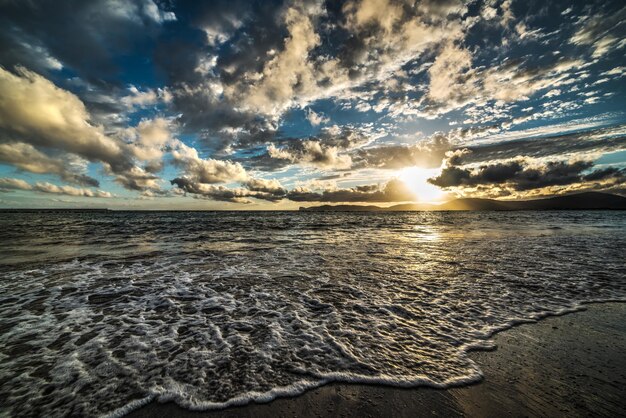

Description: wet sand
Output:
[127,302,626,418]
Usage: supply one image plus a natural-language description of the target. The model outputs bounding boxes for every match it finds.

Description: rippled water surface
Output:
[1,210,625,417]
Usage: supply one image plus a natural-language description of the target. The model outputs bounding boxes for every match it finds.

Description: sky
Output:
[0,0,625,209]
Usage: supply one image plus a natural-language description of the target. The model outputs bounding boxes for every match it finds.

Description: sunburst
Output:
[398,167,446,202]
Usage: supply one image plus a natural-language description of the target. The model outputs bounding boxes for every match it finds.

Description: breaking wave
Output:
[0,211,625,417]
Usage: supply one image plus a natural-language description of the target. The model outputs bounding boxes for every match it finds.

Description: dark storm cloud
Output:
[170,175,416,204]
[286,179,415,202]
[0,0,174,81]
[170,92,274,151]
[429,157,626,191]
[316,174,346,181]
[170,177,287,203]
[189,0,290,77]
[461,126,626,164]
[346,125,626,172]
[170,177,247,202]
[582,166,625,182]
[144,160,165,174]
[115,170,161,192]
[155,0,292,147]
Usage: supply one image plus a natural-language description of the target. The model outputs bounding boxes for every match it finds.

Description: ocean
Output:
[0,210,625,417]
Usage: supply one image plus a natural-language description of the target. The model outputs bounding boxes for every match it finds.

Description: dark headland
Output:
[300,192,626,212]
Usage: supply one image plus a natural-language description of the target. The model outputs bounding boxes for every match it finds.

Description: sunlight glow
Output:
[398,167,446,202]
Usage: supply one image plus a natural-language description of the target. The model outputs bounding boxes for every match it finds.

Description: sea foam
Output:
[0,210,625,417]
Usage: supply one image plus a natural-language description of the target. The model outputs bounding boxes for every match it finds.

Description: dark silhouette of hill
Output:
[300,192,626,211]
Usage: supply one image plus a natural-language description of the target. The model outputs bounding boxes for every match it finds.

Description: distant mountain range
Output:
[299,192,626,212]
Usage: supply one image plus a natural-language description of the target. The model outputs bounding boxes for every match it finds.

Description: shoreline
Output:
[125,301,626,418]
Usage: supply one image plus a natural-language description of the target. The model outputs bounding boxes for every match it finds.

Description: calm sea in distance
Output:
[1,210,625,417]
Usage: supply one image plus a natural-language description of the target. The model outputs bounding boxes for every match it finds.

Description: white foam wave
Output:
[0,211,624,417]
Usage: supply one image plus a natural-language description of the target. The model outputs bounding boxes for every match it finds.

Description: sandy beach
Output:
[127,302,626,418]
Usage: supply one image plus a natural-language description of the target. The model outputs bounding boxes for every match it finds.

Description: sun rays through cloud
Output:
[398,167,447,203]
[0,0,624,209]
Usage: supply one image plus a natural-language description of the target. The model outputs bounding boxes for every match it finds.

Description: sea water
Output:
[0,210,625,417]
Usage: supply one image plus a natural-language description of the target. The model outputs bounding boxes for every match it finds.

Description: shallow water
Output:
[0,211,625,417]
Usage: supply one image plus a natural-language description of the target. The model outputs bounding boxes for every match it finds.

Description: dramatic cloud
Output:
[1,0,625,207]
[239,3,323,116]
[0,67,129,171]
[428,43,473,103]
[352,134,452,170]
[349,124,626,173]
[243,178,287,195]
[0,177,112,198]
[161,0,468,149]
[268,141,353,170]
[112,166,162,192]
[171,142,248,184]
[255,126,379,171]
[0,0,176,78]
[420,53,591,118]
[122,117,174,163]
[429,150,626,196]
[0,67,174,192]
[170,174,418,204]
[170,177,287,203]
[286,178,416,202]
[460,126,626,164]
[166,141,289,203]
[570,5,626,58]
[0,177,32,192]
[0,142,98,186]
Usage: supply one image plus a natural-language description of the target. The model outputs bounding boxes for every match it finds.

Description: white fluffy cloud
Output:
[0,67,127,170]
[238,4,323,116]
[122,117,174,162]
[305,108,329,126]
[268,141,352,170]
[422,47,589,119]
[428,43,473,103]
[0,67,179,192]
[171,142,249,184]
[121,85,172,109]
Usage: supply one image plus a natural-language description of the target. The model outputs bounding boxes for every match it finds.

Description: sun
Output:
[398,167,446,202]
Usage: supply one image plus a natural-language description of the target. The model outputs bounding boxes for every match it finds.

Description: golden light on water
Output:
[398,167,446,202]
